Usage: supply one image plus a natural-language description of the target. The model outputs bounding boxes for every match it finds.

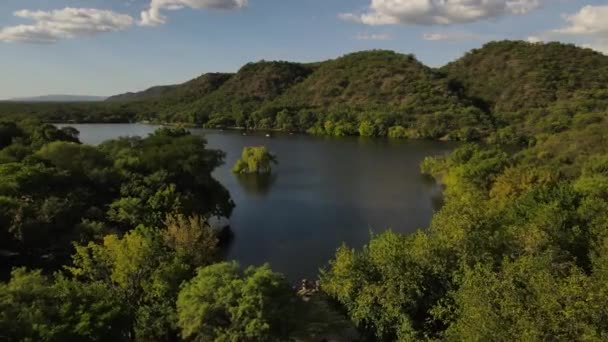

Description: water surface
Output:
[59,124,454,280]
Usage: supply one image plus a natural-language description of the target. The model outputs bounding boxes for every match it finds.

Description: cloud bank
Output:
[140,0,248,26]
[0,8,134,43]
[356,32,392,41]
[340,0,542,26]
[527,5,608,55]
[554,5,608,36]
[423,31,483,41]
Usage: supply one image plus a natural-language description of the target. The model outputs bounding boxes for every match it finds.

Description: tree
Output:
[177,262,297,342]
[68,227,186,340]
[231,146,277,174]
[36,141,111,179]
[321,230,452,341]
[275,109,296,131]
[0,268,129,342]
[0,121,23,149]
[162,214,219,267]
[388,125,410,139]
[358,120,376,137]
[446,255,601,341]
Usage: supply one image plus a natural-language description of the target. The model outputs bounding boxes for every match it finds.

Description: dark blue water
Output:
[58,124,454,280]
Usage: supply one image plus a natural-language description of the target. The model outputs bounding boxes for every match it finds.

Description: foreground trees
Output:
[0,231,298,341]
[0,122,233,258]
[4,101,608,340]
[177,262,296,341]
[322,120,608,340]
[0,121,353,341]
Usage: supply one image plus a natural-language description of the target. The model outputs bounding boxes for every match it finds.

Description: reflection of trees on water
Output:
[235,173,278,197]
[421,174,445,211]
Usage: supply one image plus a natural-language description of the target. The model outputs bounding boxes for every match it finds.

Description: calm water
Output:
[58,123,454,280]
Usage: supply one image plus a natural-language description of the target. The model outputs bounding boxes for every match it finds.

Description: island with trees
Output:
[2,40,608,340]
[231,146,277,174]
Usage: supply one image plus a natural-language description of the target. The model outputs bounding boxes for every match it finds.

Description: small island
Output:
[231,146,277,174]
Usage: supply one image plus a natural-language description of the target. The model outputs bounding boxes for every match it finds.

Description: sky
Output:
[1,0,607,99]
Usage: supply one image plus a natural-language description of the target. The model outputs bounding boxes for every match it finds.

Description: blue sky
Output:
[1,0,607,99]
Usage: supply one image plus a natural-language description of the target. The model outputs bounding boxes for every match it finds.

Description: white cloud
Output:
[423,31,482,41]
[140,0,248,26]
[582,42,608,54]
[528,5,608,55]
[340,0,542,26]
[356,32,392,40]
[553,5,608,36]
[0,7,134,43]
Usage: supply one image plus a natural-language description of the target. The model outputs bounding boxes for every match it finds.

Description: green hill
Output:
[153,50,486,140]
[173,61,315,124]
[107,73,233,103]
[442,40,608,113]
[4,40,608,141]
[106,85,178,102]
[276,50,461,111]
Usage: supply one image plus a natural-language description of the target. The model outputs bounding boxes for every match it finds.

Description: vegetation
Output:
[0,120,233,261]
[321,116,608,340]
[3,40,608,340]
[4,41,607,144]
[231,146,277,174]
[0,119,355,341]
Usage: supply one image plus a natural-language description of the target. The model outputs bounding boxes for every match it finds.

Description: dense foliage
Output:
[321,117,608,340]
[1,50,495,141]
[4,41,607,144]
[442,41,608,114]
[3,40,608,341]
[0,102,138,123]
[0,121,233,260]
[0,120,355,341]
[231,146,277,174]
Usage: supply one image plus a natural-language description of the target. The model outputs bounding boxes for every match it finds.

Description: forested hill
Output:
[442,41,608,113]
[2,40,608,141]
[105,50,470,121]
[271,50,461,110]
[5,41,608,341]
[106,72,233,103]
[106,85,178,102]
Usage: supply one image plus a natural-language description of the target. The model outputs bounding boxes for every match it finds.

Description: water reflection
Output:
[421,174,445,211]
[58,124,458,281]
[234,173,278,197]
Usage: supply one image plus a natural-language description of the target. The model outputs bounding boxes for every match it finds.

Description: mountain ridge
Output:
[5,95,107,102]
[2,40,607,142]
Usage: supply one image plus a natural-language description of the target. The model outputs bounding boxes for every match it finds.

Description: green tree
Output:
[177,262,297,342]
[0,268,129,342]
[446,255,602,341]
[358,120,376,137]
[232,146,277,174]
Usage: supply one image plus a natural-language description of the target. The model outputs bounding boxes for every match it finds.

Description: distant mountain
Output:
[272,50,462,111]
[106,73,233,103]
[106,52,468,118]
[106,85,178,102]
[6,95,107,102]
[4,40,608,140]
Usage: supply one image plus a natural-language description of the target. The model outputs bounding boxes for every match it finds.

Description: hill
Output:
[171,61,315,125]
[275,50,459,110]
[4,41,608,141]
[106,72,233,104]
[106,85,177,102]
[442,40,608,113]
[6,95,107,102]
[118,51,488,140]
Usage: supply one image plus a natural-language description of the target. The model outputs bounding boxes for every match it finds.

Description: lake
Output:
[58,123,454,281]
